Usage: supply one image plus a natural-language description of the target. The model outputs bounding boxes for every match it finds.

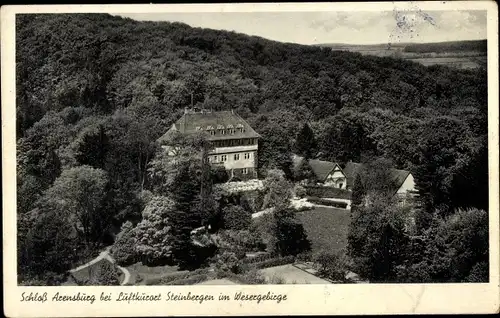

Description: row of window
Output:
[210,152,252,163]
[196,126,246,135]
[213,138,257,147]
[230,168,250,175]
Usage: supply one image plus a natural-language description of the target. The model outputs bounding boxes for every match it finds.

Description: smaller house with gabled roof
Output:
[343,161,416,201]
[292,154,347,189]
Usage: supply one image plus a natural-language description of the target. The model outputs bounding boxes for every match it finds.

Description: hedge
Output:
[305,186,351,200]
[224,271,266,285]
[164,274,209,285]
[306,197,348,209]
[145,268,210,285]
[251,256,296,270]
[241,253,274,264]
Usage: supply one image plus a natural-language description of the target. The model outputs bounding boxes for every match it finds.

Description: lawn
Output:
[296,206,351,255]
[125,262,182,285]
[66,258,123,285]
[259,264,331,284]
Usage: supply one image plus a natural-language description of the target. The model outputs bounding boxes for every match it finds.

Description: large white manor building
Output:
[163,108,260,180]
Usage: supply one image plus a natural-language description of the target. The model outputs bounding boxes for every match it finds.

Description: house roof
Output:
[159,109,260,142]
[292,154,344,182]
[344,161,411,191]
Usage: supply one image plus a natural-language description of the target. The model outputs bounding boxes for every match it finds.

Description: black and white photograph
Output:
[2,2,499,316]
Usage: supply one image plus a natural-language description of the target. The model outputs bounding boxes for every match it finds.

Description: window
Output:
[338,183,343,189]
[213,156,218,162]
[234,154,240,160]
[210,130,216,136]
[236,123,244,133]
[242,168,248,175]
[220,129,225,135]
[221,155,227,162]
[244,152,250,159]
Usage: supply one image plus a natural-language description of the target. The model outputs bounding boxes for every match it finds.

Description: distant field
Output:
[320,40,487,69]
[296,207,351,255]
[408,57,483,69]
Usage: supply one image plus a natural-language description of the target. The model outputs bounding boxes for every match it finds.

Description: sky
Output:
[118,10,487,45]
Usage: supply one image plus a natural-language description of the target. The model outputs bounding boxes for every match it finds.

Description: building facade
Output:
[291,154,347,188]
[163,108,260,180]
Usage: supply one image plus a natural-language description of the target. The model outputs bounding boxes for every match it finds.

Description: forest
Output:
[16,14,489,285]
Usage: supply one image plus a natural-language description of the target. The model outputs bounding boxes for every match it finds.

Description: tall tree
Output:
[294,123,317,159]
[262,169,293,210]
[273,208,311,256]
[18,210,79,285]
[39,166,109,247]
[293,159,316,184]
[347,196,410,282]
[351,173,365,207]
[169,164,203,269]
[134,196,174,265]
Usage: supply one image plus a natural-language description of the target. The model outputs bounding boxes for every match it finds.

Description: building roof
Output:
[292,154,344,182]
[343,161,411,191]
[160,109,260,142]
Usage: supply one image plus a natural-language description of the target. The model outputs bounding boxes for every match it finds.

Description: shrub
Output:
[305,186,352,200]
[111,221,138,266]
[222,204,252,230]
[268,274,286,284]
[241,253,274,264]
[135,274,144,284]
[252,255,295,269]
[273,209,311,256]
[313,250,349,282]
[296,251,312,262]
[214,251,244,278]
[165,274,209,285]
[217,229,265,254]
[145,268,210,285]
[294,185,307,198]
[80,260,121,286]
[227,269,266,284]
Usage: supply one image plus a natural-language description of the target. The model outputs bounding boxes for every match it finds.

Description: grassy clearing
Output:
[259,264,330,284]
[125,262,182,285]
[296,207,351,255]
[68,258,122,285]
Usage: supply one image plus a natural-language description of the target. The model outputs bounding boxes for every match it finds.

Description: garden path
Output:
[69,246,131,285]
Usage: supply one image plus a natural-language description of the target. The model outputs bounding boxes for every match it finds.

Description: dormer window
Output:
[216,124,225,135]
[195,126,203,131]
[236,123,244,133]
[206,126,215,136]
[227,124,234,134]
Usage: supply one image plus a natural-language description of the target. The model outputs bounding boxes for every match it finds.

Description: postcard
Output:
[2,1,499,316]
